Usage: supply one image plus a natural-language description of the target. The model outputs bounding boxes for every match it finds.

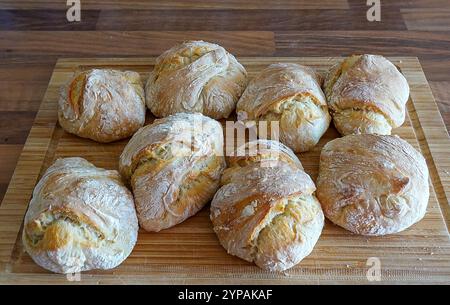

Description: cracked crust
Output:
[237,63,330,153]
[316,134,429,236]
[22,157,139,274]
[119,112,226,232]
[146,40,247,119]
[323,55,410,136]
[229,139,303,170]
[211,140,324,272]
[58,69,146,143]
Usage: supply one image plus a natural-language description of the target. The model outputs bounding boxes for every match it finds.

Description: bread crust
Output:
[316,134,429,236]
[324,55,410,136]
[211,140,324,272]
[119,112,226,232]
[22,157,139,274]
[237,63,330,153]
[58,69,146,143]
[146,40,247,119]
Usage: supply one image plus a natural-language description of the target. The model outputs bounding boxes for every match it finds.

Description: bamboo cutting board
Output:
[0,57,449,284]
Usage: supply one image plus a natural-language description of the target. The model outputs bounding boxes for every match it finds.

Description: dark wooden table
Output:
[0,0,449,203]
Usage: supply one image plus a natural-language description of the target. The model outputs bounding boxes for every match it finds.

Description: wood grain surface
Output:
[0,57,448,285]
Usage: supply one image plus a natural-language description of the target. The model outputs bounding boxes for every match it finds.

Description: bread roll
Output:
[146,40,247,119]
[22,157,138,274]
[316,134,429,236]
[58,69,146,143]
[211,140,324,272]
[119,112,226,232]
[323,55,410,136]
[237,63,330,153]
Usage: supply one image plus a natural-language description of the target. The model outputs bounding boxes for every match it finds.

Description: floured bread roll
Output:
[22,157,138,274]
[211,140,324,272]
[237,63,330,153]
[146,40,247,119]
[316,134,429,236]
[119,112,226,232]
[324,55,410,136]
[58,69,146,143]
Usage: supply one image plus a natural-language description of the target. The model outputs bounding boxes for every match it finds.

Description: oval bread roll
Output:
[316,134,429,236]
[58,69,146,143]
[211,140,324,272]
[146,40,247,119]
[323,55,410,136]
[119,112,226,232]
[22,157,139,274]
[237,63,331,153]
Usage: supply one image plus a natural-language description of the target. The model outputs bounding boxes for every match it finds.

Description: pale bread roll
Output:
[22,157,138,274]
[324,55,410,136]
[237,63,331,153]
[146,40,247,119]
[211,140,324,272]
[58,69,146,143]
[119,112,226,232]
[316,134,429,236]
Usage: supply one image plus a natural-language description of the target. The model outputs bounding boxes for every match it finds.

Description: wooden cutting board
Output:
[0,57,449,284]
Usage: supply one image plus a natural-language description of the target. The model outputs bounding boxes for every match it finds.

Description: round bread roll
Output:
[22,157,138,274]
[119,112,226,232]
[323,55,410,136]
[316,134,429,236]
[58,69,146,143]
[211,140,324,272]
[237,63,331,153]
[146,40,247,119]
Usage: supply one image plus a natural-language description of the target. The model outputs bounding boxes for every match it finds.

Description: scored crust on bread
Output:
[211,140,324,272]
[22,157,139,274]
[229,139,303,170]
[58,69,146,143]
[237,63,330,153]
[323,55,410,136]
[119,112,226,232]
[316,134,429,236]
[146,40,247,119]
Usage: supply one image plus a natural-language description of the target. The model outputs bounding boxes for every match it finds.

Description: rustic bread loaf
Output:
[211,140,324,272]
[146,40,247,119]
[119,112,226,232]
[323,55,409,136]
[237,63,330,152]
[23,157,138,274]
[58,69,146,143]
[316,134,429,235]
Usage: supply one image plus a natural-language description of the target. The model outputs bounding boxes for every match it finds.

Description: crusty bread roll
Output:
[58,69,146,143]
[211,140,324,272]
[316,134,429,236]
[22,157,138,274]
[237,63,330,153]
[146,40,247,119]
[323,55,410,136]
[119,112,226,232]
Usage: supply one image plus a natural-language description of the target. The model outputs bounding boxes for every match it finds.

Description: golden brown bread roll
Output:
[146,40,247,119]
[316,134,429,236]
[211,140,324,272]
[237,63,331,153]
[58,69,146,143]
[22,157,138,274]
[323,55,410,136]
[119,112,226,232]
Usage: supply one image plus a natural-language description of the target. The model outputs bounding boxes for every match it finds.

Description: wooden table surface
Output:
[0,0,449,204]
